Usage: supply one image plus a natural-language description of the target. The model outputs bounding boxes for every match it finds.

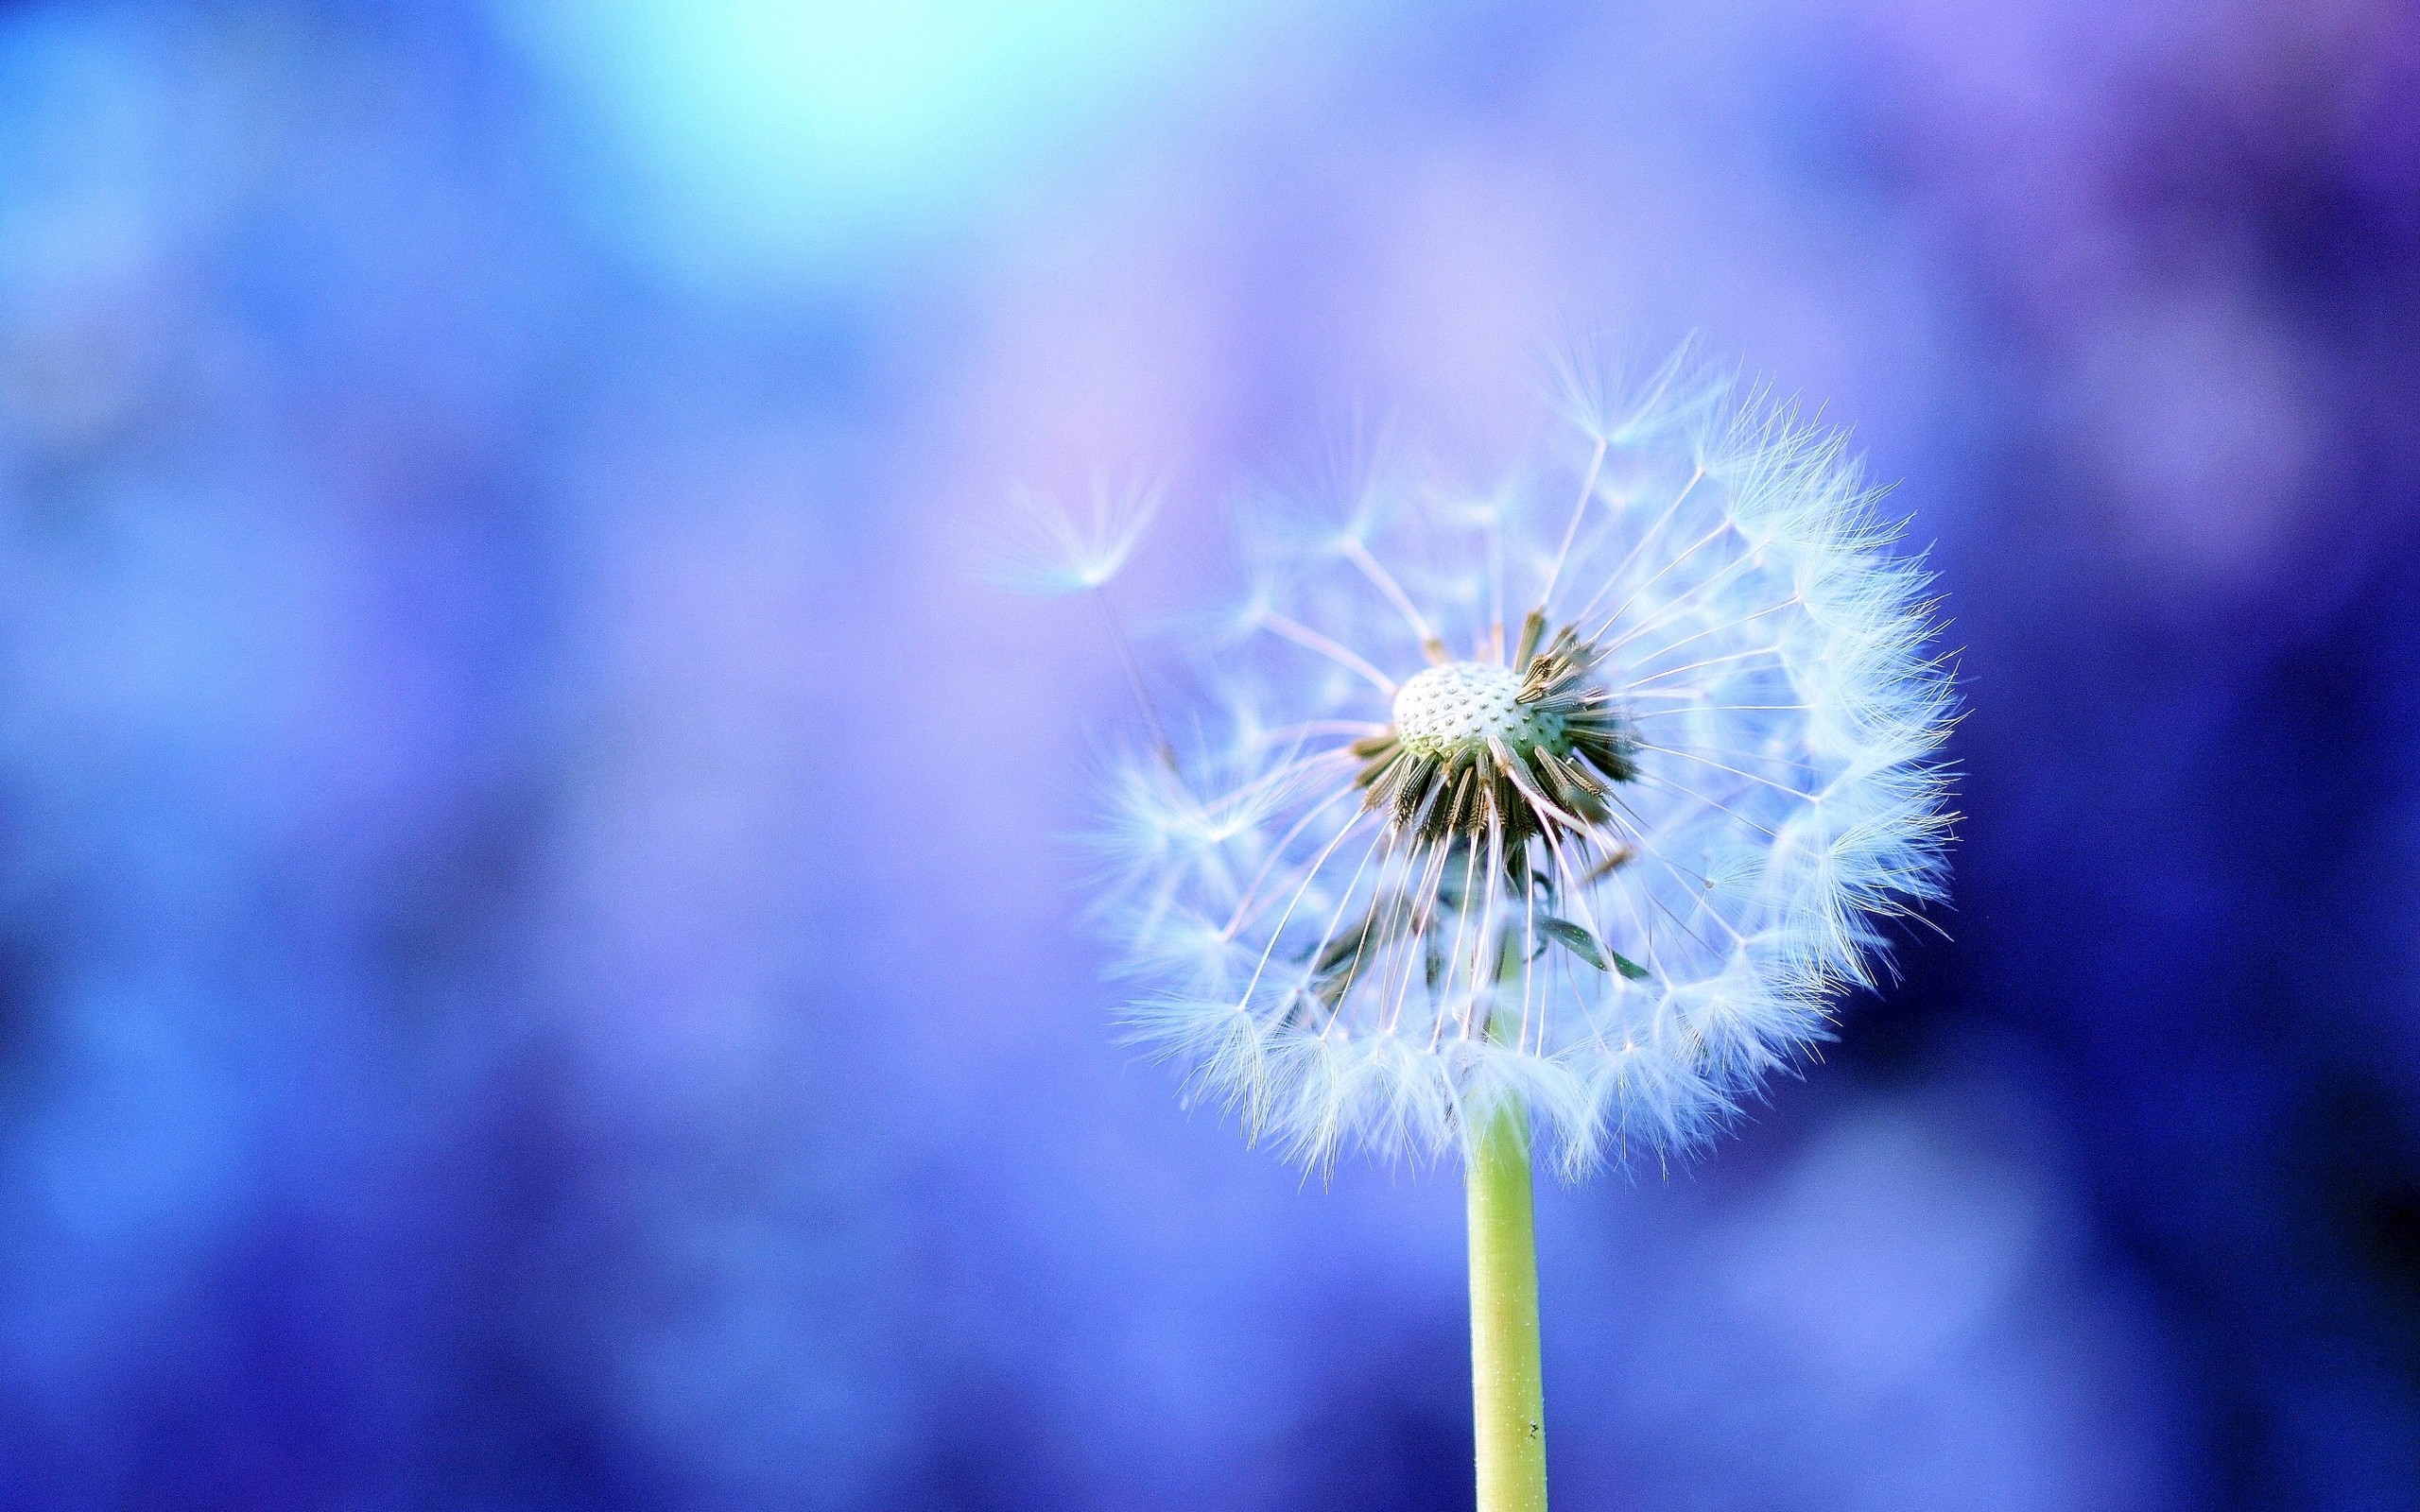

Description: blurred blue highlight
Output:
[499,0,1289,287]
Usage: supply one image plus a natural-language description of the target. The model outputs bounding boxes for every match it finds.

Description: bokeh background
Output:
[2,1,2417,1508]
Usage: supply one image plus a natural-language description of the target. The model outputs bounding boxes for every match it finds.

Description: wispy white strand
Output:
[982,480,1164,597]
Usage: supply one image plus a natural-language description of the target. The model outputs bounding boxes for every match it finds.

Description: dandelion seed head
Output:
[1073,351,1958,1176]
[1392,662,1566,762]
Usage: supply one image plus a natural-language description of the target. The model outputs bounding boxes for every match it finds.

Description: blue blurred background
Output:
[2,2,2416,1507]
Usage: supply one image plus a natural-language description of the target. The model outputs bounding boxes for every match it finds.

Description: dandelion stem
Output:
[1467,1098,1547,1512]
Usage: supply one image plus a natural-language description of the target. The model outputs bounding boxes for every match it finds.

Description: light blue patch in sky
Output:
[496,0,1270,292]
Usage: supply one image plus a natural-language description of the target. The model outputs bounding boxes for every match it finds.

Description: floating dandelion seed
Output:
[1080,350,1957,1175]
[1005,347,1957,1512]
[982,479,1164,598]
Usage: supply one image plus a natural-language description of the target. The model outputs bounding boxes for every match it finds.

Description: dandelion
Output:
[1013,348,1956,1512]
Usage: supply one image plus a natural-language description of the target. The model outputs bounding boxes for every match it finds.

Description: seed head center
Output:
[1392,661,1566,760]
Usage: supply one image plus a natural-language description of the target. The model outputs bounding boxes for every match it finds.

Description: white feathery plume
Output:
[1080,353,1957,1176]
[982,480,1164,598]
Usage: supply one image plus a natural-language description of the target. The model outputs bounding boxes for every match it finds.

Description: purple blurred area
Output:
[1,1,2416,1507]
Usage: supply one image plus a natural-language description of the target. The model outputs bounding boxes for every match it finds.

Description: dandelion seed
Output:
[987,477,1173,761]
[981,480,1162,597]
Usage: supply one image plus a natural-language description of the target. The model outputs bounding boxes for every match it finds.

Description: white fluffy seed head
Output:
[1392,662,1566,759]
[1085,350,1958,1177]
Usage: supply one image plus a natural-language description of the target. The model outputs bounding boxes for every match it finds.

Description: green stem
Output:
[1467,1098,1547,1512]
